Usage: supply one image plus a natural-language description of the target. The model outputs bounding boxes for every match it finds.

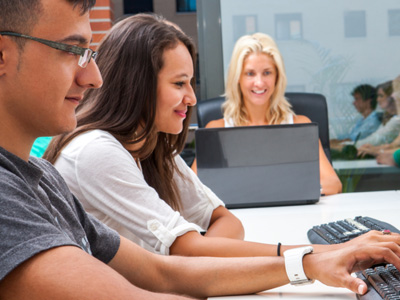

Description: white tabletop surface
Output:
[209,190,400,300]
[333,159,400,174]
[333,159,389,169]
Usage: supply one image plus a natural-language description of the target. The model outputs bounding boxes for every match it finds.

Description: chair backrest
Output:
[285,92,331,163]
[196,96,225,128]
[196,92,331,162]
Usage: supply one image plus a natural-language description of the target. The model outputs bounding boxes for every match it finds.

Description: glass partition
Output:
[197,0,400,192]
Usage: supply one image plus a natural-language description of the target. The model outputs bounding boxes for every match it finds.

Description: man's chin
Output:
[49,120,77,136]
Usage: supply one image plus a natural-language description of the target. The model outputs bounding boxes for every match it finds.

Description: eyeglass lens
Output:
[78,49,92,68]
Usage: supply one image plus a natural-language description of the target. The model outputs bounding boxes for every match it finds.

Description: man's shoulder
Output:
[0,149,67,195]
[361,111,381,125]
[368,111,381,120]
[0,148,30,182]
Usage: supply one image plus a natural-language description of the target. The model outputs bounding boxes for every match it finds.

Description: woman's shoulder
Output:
[205,118,225,128]
[292,114,311,124]
[388,115,400,123]
[62,129,123,157]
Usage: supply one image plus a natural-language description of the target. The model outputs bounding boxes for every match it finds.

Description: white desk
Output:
[333,159,400,175]
[331,160,400,192]
[209,190,400,300]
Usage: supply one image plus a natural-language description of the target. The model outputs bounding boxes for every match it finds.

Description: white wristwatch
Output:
[283,246,314,285]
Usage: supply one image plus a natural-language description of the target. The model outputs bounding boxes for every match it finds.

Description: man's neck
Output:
[362,108,373,118]
[0,140,34,162]
[0,118,36,161]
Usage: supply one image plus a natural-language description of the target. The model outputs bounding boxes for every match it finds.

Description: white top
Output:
[54,130,224,255]
[356,115,400,147]
[224,113,294,127]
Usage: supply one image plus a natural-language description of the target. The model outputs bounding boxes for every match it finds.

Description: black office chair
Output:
[196,96,225,128]
[196,92,332,163]
[285,92,331,163]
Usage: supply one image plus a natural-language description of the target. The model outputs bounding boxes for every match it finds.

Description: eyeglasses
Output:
[0,31,97,68]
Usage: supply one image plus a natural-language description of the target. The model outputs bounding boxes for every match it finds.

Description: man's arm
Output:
[2,236,400,299]
[110,236,400,298]
[110,236,288,298]
[0,245,193,300]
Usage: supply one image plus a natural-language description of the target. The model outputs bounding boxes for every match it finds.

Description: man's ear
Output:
[0,35,16,77]
[0,36,7,76]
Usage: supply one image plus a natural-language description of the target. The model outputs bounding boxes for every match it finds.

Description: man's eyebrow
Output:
[56,34,92,46]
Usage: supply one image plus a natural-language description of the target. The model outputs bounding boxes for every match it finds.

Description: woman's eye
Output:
[175,82,184,87]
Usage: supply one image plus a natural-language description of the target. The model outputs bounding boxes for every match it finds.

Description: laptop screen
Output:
[195,123,320,208]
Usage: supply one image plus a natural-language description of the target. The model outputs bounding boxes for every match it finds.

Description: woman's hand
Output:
[376,149,398,166]
[343,230,400,248]
[357,144,376,157]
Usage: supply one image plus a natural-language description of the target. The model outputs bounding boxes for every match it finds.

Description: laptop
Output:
[195,123,320,208]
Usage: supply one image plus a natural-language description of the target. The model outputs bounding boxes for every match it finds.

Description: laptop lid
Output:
[195,123,320,209]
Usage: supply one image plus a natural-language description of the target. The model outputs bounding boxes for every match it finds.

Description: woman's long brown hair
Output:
[44,14,196,210]
[377,81,395,125]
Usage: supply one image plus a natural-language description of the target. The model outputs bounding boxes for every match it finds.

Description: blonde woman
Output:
[192,33,342,195]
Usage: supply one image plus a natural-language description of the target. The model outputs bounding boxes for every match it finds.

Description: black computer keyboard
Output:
[308,216,400,245]
[308,216,400,300]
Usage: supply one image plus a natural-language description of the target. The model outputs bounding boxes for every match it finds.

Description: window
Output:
[177,0,196,12]
[388,9,400,36]
[344,11,366,38]
[286,85,306,92]
[232,15,258,41]
[123,0,153,14]
[275,13,303,40]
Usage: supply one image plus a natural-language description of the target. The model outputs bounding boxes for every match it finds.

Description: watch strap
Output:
[283,246,314,285]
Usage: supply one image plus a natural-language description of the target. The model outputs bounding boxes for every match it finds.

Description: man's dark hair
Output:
[351,84,377,110]
[0,0,95,48]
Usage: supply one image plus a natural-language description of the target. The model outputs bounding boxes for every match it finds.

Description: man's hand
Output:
[304,242,400,295]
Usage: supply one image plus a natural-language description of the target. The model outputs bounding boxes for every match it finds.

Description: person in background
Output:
[191,33,342,195]
[375,76,400,166]
[330,84,380,147]
[357,80,400,155]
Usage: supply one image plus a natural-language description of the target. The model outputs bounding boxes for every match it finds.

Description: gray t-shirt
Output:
[0,147,120,281]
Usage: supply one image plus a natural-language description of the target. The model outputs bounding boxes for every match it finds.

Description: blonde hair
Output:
[223,33,293,125]
[392,75,400,115]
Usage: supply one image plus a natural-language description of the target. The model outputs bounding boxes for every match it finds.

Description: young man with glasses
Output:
[1,1,400,299]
